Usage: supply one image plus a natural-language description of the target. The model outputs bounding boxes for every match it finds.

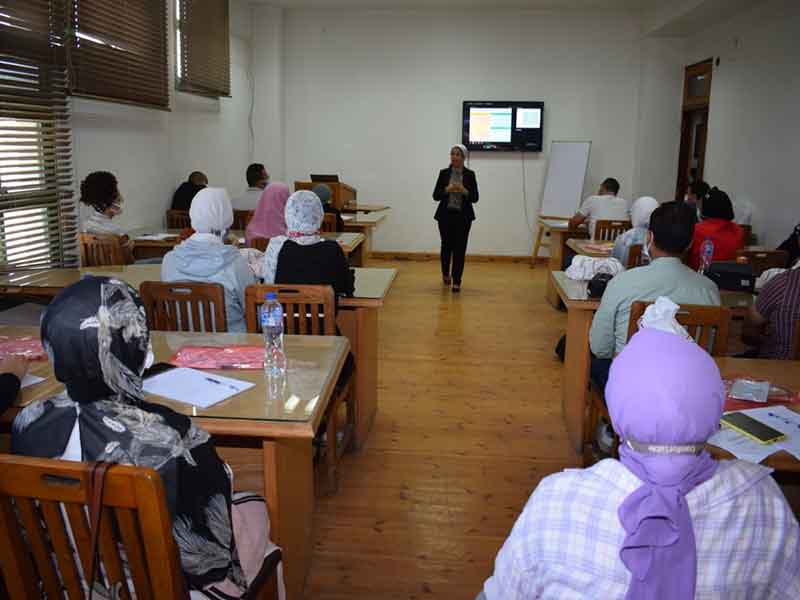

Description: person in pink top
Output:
[245,181,290,246]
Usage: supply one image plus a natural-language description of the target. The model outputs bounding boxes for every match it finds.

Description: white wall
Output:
[688,0,800,246]
[279,8,680,255]
[73,0,254,231]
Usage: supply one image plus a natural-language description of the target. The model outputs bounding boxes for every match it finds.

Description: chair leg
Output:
[324,404,339,494]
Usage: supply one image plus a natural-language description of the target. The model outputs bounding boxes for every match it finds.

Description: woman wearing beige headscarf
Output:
[432,145,479,292]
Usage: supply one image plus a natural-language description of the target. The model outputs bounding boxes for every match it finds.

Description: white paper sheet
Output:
[134,233,175,240]
[709,406,800,463]
[341,215,354,221]
[143,367,254,408]
[20,374,45,389]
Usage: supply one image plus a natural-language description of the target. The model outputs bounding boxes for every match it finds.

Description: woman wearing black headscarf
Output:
[12,276,281,597]
[687,186,744,270]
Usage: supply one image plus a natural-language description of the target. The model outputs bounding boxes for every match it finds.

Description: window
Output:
[0,1,77,270]
[68,0,169,109]
[176,0,230,98]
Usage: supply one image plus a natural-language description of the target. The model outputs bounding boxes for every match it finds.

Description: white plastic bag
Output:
[636,297,692,341]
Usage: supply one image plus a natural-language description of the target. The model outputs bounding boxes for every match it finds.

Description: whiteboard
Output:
[539,141,591,218]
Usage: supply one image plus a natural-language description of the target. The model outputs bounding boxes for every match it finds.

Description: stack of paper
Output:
[709,406,800,463]
[143,367,254,408]
[135,233,176,241]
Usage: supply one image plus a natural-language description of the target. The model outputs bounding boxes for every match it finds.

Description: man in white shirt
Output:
[231,163,269,210]
[569,178,629,239]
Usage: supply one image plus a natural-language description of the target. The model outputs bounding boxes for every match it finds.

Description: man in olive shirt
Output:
[589,202,720,387]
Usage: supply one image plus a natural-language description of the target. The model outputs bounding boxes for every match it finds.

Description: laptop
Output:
[310,174,340,183]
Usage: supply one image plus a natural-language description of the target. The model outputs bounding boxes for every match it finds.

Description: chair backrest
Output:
[793,320,800,361]
[594,219,631,242]
[736,249,790,276]
[0,454,185,600]
[250,237,270,252]
[166,210,191,229]
[626,300,731,355]
[140,281,228,332]
[740,224,753,245]
[321,213,337,233]
[79,233,127,267]
[626,244,648,269]
[233,210,254,231]
[245,283,336,335]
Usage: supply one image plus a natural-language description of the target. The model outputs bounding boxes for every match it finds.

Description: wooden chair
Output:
[585,301,732,463]
[740,224,753,245]
[250,237,270,252]
[736,249,790,276]
[0,454,281,600]
[594,219,631,242]
[140,281,228,333]
[321,213,337,233]
[79,233,128,267]
[233,209,254,231]
[626,244,648,269]
[245,284,354,493]
[166,209,191,229]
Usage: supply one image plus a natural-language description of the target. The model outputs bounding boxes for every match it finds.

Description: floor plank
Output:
[306,260,577,598]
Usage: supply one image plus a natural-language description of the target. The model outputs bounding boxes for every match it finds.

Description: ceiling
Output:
[249,0,662,10]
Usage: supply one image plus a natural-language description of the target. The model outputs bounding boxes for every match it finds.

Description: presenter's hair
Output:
[648,201,696,255]
[601,178,620,195]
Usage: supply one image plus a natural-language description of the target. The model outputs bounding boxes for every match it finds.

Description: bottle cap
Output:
[266,292,277,301]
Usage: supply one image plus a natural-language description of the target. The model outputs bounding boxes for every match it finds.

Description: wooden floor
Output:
[306,259,579,599]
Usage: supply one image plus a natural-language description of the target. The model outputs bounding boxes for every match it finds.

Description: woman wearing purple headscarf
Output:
[480,329,799,599]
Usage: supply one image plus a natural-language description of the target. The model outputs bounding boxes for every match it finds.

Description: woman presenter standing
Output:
[432,144,479,292]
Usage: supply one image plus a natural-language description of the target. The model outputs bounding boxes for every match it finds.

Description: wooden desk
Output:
[340,204,389,214]
[0,265,397,452]
[566,238,615,258]
[294,181,356,211]
[710,358,800,472]
[551,271,600,457]
[129,229,366,267]
[338,268,397,447]
[1,326,349,600]
[343,212,387,259]
[537,219,588,307]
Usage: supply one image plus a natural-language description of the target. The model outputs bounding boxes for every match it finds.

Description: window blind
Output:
[0,0,78,271]
[68,0,169,109]
[177,0,230,98]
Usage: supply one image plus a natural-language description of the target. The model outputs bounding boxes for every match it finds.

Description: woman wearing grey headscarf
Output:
[312,183,345,232]
[432,145,479,291]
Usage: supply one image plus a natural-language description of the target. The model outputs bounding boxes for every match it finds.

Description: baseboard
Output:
[370,251,546,265]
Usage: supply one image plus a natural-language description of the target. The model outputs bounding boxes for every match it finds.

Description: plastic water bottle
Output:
[261,292,286,377]
[699,237,714,273]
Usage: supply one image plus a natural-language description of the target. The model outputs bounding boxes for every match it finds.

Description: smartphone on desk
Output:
[720,412,785,444]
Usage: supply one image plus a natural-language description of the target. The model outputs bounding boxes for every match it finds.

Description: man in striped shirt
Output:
[744,268,800,359]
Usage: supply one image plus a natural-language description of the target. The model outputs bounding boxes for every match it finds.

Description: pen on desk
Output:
[204,376,240,393]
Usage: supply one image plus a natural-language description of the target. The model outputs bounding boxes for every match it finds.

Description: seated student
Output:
[233,163,269,210]
[245,181,290,245]
[79,171,134,263]
[11,277,282,597]
[313,183,345,232]
[170,171,208,211]
[162,188,256,332]
[687,187,745,270]
[480,328,800,600]
[743,268,800,359]
[611,196,658,266]
[683,179,710,221]
[589,202,720,388]
[0,355,27,415]
[568,178,628,239]
[263,190,354,297]
[778,222,800,267]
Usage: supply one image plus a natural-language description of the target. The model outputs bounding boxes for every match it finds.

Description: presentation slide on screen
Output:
[516,107,542,129]
[469,107,512,143]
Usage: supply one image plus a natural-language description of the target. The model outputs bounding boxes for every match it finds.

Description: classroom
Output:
[1,0,799,598]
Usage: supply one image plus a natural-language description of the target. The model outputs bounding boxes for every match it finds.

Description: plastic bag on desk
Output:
[0,336,46,360]
[170,345,265,370]
[634,297,692,341]
[565,256,624,281]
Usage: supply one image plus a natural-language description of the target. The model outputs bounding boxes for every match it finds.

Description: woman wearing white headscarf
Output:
[432,144,479,291]
[262,191,354,297]
[612,196,659,267]
[162,188,256,331]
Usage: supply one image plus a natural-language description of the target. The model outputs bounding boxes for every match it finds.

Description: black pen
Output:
[205,376,240,393]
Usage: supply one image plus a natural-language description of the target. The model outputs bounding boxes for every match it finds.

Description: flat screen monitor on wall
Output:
[462,101,544,152]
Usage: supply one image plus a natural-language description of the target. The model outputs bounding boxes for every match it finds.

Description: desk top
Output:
[538,217,586,233]
[342,212,387,228]
[341,204,390,214]
[0,266,397,310]
[130,229,365,254]
[2,326,350,437]
[551,271,601,310]
[711,357,800,471]
[567,238,615,258]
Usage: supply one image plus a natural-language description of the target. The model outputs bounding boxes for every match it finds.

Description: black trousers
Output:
[438,214,472,284]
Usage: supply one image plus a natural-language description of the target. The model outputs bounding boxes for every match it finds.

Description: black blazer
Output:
[433,166,479,222]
